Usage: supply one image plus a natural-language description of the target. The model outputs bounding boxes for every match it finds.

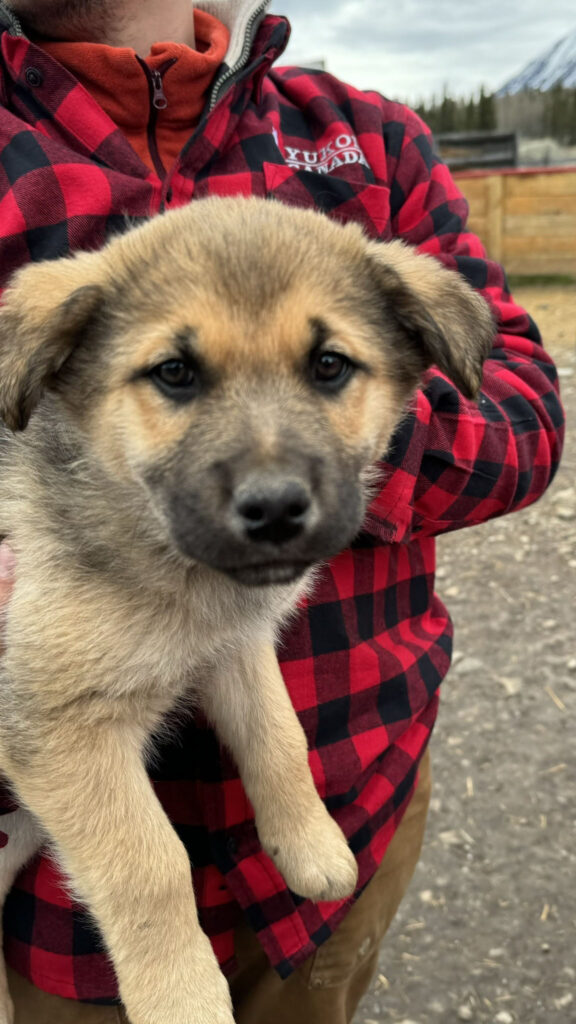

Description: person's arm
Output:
[364,103,564,545]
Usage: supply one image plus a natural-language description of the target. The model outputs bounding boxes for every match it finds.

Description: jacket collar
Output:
[200,0,271,74]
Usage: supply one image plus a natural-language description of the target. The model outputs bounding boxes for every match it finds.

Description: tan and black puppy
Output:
[0,197,494,1024]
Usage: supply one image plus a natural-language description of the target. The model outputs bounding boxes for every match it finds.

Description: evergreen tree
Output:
[477,86,496,130]
[565,87,575,144]
[439,89,457,132]
[466,97,477,131]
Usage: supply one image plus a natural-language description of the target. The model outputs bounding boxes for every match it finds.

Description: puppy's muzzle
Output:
[231,474,314,546]
[161,446,364,585]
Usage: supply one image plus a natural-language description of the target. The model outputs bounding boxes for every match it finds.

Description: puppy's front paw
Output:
[261,810,358,902]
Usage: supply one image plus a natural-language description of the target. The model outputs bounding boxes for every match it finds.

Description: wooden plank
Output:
[454,178,489,204]
[504,254,576,275]
[503,237,576,276]
[456,166,576,181]
[505,173,576,199]
[465,216,487,238]
[485,175,504,262]
[465,199,487,219]
[504,214,576,237]
[505,235,576,252]
[506,195,576,216]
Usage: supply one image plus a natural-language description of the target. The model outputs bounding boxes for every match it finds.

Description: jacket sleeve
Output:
[365,106,565,544]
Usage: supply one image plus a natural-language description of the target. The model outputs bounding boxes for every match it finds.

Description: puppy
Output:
[0,197,494,1024]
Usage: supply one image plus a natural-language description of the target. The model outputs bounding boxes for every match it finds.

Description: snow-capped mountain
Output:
[498,27,576,95]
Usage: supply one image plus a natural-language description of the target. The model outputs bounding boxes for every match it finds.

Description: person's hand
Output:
[0,541,16,633]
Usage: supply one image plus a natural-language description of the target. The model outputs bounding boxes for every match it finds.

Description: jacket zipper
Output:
[150,69,168,111]
[0,2,22,34]
[139,58,177,182]
[209,0,269,111]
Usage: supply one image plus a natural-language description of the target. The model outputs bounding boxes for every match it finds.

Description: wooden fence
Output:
[453,167,576,277]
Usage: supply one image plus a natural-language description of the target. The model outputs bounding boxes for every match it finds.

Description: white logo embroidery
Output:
[283,133,369,175]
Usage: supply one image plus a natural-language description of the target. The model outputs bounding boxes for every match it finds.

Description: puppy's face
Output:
[0,198,494,585]
[80,276,410,585]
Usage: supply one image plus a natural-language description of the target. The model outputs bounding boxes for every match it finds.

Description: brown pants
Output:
[7,750,431,1024]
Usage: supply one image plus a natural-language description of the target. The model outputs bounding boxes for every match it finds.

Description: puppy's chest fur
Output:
[0,413,306,727]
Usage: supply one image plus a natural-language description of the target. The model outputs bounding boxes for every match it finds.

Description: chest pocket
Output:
[263,163,392,240]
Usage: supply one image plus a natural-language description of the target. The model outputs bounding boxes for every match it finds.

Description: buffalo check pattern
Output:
[0,12,565,1003]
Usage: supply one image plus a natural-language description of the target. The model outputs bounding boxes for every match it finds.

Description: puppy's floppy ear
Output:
[0,253,105,431]
[365,239,495,399]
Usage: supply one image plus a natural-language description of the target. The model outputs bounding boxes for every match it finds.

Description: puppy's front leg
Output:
[2,723,233,1024]
[202,642,358,902]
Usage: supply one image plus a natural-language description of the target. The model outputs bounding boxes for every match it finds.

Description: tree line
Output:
[411,85,576,144]
[414,87,497,134]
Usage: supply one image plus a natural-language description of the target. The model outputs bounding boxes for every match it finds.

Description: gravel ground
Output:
[355,286,576,1024]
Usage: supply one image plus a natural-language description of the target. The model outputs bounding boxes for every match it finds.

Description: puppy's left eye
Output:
[311,351,354,390]
[148,360,200,401]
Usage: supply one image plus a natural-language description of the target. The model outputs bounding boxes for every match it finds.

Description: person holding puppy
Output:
[0,2,564,1023]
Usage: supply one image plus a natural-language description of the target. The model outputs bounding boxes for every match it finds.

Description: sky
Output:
[270,0,576,103]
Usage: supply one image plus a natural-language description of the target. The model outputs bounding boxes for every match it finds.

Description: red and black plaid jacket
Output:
[0,3,564,1004]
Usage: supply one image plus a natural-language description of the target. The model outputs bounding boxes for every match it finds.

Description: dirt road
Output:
[355,287,576,1024]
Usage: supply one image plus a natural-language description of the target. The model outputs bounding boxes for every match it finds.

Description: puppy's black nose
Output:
[234,479,312,544]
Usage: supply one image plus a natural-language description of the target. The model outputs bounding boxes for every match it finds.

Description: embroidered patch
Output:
[283,133,370,175]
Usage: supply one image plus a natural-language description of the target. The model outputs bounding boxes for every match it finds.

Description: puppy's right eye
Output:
[148,360,200,402]
[310,350,355,392]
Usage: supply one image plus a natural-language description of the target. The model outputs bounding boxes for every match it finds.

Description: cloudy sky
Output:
[271,0,576,102]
